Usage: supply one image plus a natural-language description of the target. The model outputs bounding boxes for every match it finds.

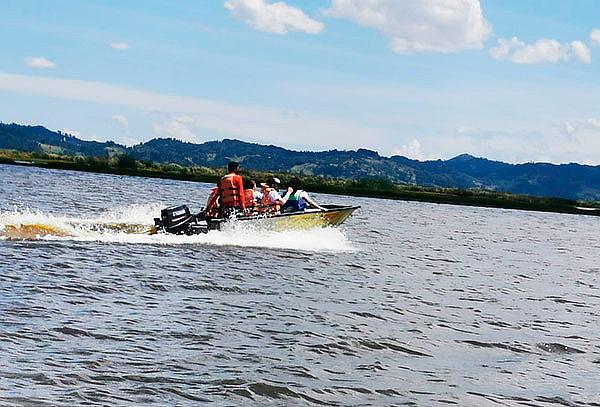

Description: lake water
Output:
[1,163,600,407]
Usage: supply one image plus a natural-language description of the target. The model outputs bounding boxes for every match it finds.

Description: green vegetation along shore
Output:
[2,148,600,216]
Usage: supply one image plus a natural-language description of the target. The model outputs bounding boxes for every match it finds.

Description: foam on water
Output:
[0,204,355,252]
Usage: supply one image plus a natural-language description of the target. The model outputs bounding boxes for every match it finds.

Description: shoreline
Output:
[1,154,599,217]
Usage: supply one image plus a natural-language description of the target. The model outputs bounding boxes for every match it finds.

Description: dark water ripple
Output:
[2,164,600,406]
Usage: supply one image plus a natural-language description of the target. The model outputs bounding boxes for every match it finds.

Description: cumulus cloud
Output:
[323,0,490,54]
[110,42,130,50]
[590,29,600,47]
[571,40,592,64]
[153,119,198,143]
[24,57,56,69]
[490,37,591,64]
[393,139,440,161]
[394,139,422,158]
[224,0,323,34]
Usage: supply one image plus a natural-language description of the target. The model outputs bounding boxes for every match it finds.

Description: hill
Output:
[2,122,600,201]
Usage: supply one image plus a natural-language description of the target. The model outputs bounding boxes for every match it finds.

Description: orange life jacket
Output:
[261,187,281,213]
[205,187,219,217]
[219,173,243,208]
[244,189,256,207]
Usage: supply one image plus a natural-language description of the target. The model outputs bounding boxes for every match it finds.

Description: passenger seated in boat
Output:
[260,177,291,214]
[245,180,263,205]
[243,179,261,214]
[282,177,325,213]
[205,186,220,219]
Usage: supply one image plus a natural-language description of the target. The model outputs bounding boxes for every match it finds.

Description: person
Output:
[260,177,291,214]
[204,186,220,218]
[251,180,263,204]
[282,177,325,212]
[244,179,263,206]
[243,179,261,213]
[216,161,245,217]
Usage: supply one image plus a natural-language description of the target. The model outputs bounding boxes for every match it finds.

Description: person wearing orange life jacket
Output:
[205,186,220,218]
[260,177,292,214]
[259,181,274,213]
[243,179,260,214]
[216,161,245,217]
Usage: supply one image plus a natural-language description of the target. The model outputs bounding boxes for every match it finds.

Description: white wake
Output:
[0,204,354,252]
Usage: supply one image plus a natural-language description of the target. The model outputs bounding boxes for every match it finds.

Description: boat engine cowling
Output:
[155,205,195,235]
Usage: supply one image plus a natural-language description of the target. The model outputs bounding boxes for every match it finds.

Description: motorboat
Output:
[153,204,360,235]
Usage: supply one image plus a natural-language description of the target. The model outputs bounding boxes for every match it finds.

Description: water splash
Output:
[0,205,354,252]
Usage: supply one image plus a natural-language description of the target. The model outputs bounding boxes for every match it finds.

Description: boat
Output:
[153,204,359,235]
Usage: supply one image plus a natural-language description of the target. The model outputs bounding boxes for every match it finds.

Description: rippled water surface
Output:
[2,163,600,406]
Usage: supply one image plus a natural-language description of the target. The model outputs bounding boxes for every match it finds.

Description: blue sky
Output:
[1,0,600,164]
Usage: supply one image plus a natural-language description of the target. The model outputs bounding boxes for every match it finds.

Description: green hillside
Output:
[3,121,600,201]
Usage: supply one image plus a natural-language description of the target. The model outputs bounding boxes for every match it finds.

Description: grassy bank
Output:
[2,149,599,216]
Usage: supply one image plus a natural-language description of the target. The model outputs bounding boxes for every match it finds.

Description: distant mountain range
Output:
[2,122,600,201]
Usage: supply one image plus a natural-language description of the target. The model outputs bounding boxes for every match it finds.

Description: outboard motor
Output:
[155,205,195,235]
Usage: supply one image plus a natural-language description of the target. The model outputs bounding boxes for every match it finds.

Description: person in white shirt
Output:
[260,177,291,213]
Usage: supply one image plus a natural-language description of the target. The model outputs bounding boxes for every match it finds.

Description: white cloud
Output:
[24,57,56,69]
[590,29,600,47]
[224,0,323,35]
[571,40,592,64]
[393,139,440,161]
[587,118,600,128]
[394,139,422,158]
[489,37,521,60]
[490,37,591,64]
[153,119,198,143]
[110,42,130,50]
[323,0,491,54]
[62,129,81,137]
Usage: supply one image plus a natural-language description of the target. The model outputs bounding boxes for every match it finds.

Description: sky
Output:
[1,0,600,164]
